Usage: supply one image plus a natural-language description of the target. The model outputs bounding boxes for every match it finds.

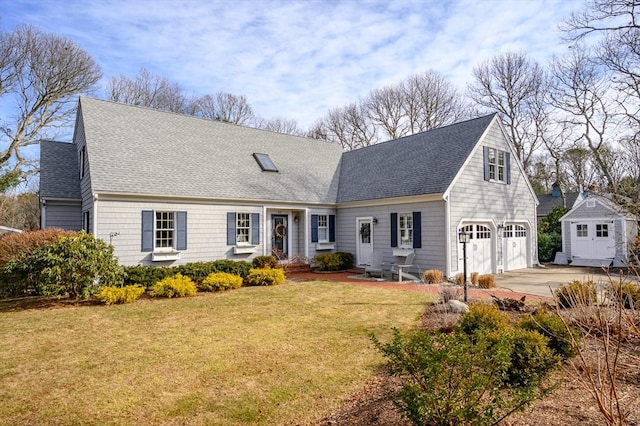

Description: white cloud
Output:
[1,0,585,129]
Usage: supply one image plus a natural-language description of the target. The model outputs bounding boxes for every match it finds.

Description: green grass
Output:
[0,280,433,425]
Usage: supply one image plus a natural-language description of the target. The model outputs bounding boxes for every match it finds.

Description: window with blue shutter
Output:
[227,212,260,245]
[390,212,398,247]
[176,211,187,250]
[142,210,187,251]
[251,213,260,245]
[483,146,490,181]
[328,215,335,242]
[227,212,236,245]
[311,214,319,243]
[141,210,153,252]
[412,211,421,248]
[483,146,509,184]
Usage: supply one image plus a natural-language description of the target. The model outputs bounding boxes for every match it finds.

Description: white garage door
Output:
[504,224,528,271]
[460,224,493,275]
[571,220,615,260]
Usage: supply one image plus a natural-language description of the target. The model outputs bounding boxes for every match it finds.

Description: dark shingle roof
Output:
[537,192,580,216]
[80,97,343,203]
[39,140,81,200]
[337,114,496,203]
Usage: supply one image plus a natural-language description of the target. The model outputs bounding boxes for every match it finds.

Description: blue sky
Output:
[1,0,586,129]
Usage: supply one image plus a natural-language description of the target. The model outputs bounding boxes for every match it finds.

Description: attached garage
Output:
[561,195,638,267]
[503,224,528,271]
[459,224,493,275]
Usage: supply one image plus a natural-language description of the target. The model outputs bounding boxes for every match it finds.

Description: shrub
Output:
[175,261,218,284]
[458,303,511,337]
[471,272,479,285]
[0,228,76,268]
[607,281,640,309]
[455,272,477,285]
[150,273,197,298]
[4,232,124,299]
[245,268,286,286]
[335,251,354,270]
[97,285,145,305]
[423,269,443,284]
[312,253,342,271]
[200,272,243,291]
[252,255,278,269]
[211,260,252,278]
[477,274,496,289]
[372,327,557,425]
[517,309,579,360]
[123,265,174,289]
[538,232,563,263]
[455,273,464,285]
[554,279,597,308]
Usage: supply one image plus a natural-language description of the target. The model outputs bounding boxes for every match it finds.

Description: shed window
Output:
[576,224,588,238]
[253,153,278,172]
[596,224,609,238]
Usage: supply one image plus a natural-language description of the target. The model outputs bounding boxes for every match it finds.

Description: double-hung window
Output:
[227,212,260,247]
[311,214,335,244]
[141,210,187,255]
[484,147,510,184]
[155,211,175,248]
[399,213,413,247]
[236,213,251,244]
[317,215,329,242]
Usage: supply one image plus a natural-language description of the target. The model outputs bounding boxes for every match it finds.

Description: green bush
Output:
[252,255,278,269]
[537,232,562,263]
[312,253,342,271]
[175,261,219,284]
[150,273,197,298]
[372,327,557,425]
[554,279,597,308]
[123,265,174,289]
[211,259,252,278]
[457,304,511,337]
[245,268,286,286]
[335,251,354,270]
[4,232,124,299]
[200,272,243,292]
[517,309,579,360]
[97,285,145,305]
[607,281,640,309]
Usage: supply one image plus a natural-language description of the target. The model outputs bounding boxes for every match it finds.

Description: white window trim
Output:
[488,147,507,183]
[399,212,413,249]
[236,212,251,245]
[154,211,176,253]
[317,214,329,243]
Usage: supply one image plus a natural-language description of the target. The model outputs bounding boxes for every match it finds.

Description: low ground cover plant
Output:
[554,279,597,308]
[150,273,197,297]
[123,260,252,288]
[200,272,243,291]
[97,285,145,305]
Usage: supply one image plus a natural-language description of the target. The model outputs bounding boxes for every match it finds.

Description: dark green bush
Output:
[200,272,243,291]
[123,265,174,289]
[4,232,124,299]
[537,232,562,263]
[554,279,597,308]
[175,261,219,284]
[245,268,286,286]
[312,253,341,271]
[252,255,278,269]
[335,251,354,269]
[372,327,557,425]
[211,259,251,278]
[517,309,579,360]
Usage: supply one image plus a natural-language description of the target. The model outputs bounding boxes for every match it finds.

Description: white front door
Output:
[356,218,374,266]
[571,221,615,259]
[504,224,528,271]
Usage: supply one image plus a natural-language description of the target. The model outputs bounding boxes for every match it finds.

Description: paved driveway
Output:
[495,265,637,298]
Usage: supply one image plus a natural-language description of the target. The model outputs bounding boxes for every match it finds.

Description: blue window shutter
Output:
[227,212,236,245]
[311,215,319,243]
[506,152,511,184]
[413,211,421,248]
[251,213,260,245]
[176,211,187,250]
[390,212,398,247]
[141,210,153,252]
[483,146,489,181]
[329,215,335,242]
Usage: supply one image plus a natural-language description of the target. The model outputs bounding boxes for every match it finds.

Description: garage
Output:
[459,224,493,274]
[569,220,615,260]
[503,224,528,271]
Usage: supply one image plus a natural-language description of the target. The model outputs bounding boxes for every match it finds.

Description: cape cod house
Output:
[40,97,539,278]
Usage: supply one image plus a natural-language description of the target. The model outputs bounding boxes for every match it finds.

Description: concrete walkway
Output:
[494,265,635,298]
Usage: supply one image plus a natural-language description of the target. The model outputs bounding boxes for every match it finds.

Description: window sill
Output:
[152,250,181,262]
[392,248,414,257]
[234,245,257,254]
[315,243,335,251]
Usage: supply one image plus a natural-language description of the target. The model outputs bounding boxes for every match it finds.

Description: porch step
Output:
[570,258,613,267]
[283,263,313,273]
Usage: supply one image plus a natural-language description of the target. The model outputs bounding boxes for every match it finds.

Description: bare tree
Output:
[467,52,547,171]
[563,145,598,191]
[0,191,39,230]
[107,68,187,113]
[548,45,618,190]
[365,85,409,140]
[255,117,304,136]
[318,101,377,150]
[190,92,255,125]
[0,24,102,188]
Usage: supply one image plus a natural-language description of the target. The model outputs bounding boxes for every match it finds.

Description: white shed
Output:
[560,194,638,267]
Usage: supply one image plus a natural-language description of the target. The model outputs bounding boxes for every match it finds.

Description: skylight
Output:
[253,153,278,172]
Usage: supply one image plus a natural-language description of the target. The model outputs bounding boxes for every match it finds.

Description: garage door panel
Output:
[504,224,527,271]
[459,224,492,275]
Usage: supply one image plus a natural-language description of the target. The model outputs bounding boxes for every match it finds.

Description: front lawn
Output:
[0,280,433,425]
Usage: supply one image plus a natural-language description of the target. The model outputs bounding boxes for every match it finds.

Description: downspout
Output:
[41,199,46,229]
[263,206,268,256]
[304,207,309,261]
[93,193,98,236]
[444,194,451,279]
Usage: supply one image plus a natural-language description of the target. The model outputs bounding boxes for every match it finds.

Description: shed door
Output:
[571,221,615,260]
[504,224,528,271]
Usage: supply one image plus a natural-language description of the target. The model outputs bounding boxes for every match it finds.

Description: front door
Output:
[356,217,373,266]
[272,215,288,258]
